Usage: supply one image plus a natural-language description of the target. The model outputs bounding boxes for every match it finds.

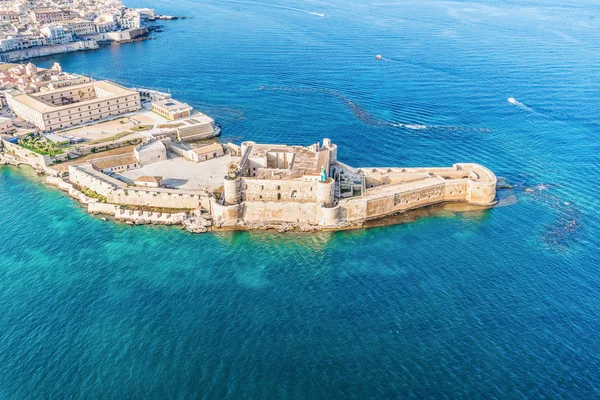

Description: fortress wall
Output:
[318,204,341,226]
[241,201,322,225]
[69,165,115,196]
[339,199,368,222]
[69,165,206,209]
[223,177,241,205]
[443,180,469,202]
[109,189,202,209]
[212,201,241,226]
[339,182,460,222]
[90,28,148,42]
[88,203,119,215]
[114,208,187,224]
[467,180,497,206]
[241,177,324,203]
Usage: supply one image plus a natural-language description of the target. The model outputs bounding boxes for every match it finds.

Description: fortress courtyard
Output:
[118,152,232,191]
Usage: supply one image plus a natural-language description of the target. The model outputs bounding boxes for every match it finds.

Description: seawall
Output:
[0,41,100,63]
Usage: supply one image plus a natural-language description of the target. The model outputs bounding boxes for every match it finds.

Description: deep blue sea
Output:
[2,0,600,398]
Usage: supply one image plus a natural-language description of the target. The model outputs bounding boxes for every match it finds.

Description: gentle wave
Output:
[259,86,491,132]
[222,0,324,17]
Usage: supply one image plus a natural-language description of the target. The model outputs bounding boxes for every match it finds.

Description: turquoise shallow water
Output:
[2,0,600,398]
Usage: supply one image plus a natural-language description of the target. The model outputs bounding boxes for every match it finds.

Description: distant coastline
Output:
[0,1,182,63]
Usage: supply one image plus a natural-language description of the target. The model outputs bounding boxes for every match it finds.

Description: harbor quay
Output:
[0,63,496,233]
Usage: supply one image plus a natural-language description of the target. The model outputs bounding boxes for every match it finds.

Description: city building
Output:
[62,18,97,36]
[41,23,75,44]
[118,12,140,29]
[6,80,141,131]
[189,143,224,163]
[30,8,78,24]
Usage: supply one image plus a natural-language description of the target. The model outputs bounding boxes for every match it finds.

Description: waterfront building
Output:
[94,14,118,33]
[151,99,192,120]
[6,80,141,131]
[118,12,140,29]
[40,23,74,44]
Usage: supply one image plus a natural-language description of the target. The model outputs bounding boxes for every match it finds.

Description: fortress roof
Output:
[192,142,222,156]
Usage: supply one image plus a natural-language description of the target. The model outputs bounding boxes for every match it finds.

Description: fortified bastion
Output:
[213,138,496,228]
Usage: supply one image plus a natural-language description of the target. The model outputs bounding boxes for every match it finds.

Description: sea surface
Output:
[2,0,600,398]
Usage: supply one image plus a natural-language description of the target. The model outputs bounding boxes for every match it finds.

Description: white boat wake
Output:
[223,1,324,17]
[508,97,534,112]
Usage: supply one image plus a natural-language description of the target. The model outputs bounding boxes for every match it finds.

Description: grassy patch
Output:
[131,125,153,132]
[17,136,64,156]
[73,184,107,203]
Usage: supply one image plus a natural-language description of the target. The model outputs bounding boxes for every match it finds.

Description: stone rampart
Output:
[336,163,497,223]
[68,164,209,209]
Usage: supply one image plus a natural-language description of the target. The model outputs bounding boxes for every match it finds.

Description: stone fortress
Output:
[60,136,496,232]
[215,139,497,229]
